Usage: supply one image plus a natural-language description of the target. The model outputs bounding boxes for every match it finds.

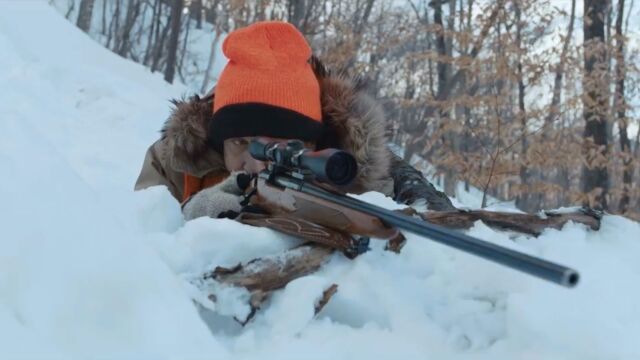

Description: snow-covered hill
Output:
[1,2,639,359]
[0,2,224,358]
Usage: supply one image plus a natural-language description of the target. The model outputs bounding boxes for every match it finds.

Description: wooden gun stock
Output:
[238,176,402,257]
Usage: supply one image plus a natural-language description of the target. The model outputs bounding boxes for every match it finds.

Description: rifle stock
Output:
[251,176,400,240]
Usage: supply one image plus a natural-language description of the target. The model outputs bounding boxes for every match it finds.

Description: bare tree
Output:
[164,0,183,84]
[514,0,531,211]
[582,0,610,210]
[191,0,204,29]
[64,0,76,20]
[105,0,122,49]
[101,0,108,35]
[615,0,632,213]
[201,31,222,94]
[116,0,142,57]
[76,0,96,33]
[544,0,576,134]
[176,14,192,83]
[151,4,172,73]
[402,0,501,162]
[432,0,454,196]
[288,0,307,30]
[143,0,162,66]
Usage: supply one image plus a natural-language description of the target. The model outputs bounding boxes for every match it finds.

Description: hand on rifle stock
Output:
[182,172,248,220]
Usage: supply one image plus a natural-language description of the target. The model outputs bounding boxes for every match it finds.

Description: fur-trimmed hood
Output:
[160,59,391,193]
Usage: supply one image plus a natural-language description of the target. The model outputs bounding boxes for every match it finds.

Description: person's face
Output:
[223,137,316,174]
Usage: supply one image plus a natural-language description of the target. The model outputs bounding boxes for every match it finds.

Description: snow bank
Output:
[0,2,225,359]
[1,2,639,359]
[177,193,640,360]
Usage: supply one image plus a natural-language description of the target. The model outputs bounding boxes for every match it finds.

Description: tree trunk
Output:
[200,32,222,94]
[540,0,576,209]
[433,0,454,196]
[433,0,449,107]
[204,1,217,25]
[144,0,161,67]
[342,0,375,70]
[116,0,142,58]
[402,1,501,162]
[105,0,121,49]
[151,4,172,73]
[288,0,307,31]
[462,0,474,193]
[176,16,191,83]
[164,0,183,84]
[112,0,123,51]
[581,0,610,210]
[635,127,640,214]
[65,0,76,20]
[514,0,533,212]
[76,0,96,33]
[615,0,632,213]
[191,0,203,29]
[101,0,107,35]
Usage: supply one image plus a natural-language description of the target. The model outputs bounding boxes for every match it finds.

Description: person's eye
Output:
[232,139,248,146]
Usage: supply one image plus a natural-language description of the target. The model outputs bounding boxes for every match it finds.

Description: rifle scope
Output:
[249,138,358,186]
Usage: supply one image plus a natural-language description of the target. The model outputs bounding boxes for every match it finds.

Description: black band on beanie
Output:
[208,103,325,152]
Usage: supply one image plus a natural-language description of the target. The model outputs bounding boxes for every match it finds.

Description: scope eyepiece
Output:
[249,138,358,186]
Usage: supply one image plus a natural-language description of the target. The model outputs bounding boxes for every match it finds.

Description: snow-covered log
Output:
[414,208,601,236]
[206,244,335,292]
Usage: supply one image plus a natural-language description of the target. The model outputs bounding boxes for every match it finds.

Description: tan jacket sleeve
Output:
[134,141,184,201]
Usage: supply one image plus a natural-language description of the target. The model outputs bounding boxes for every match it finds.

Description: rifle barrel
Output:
[273,175,579,288]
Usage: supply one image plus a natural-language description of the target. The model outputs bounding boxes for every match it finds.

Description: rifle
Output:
[236,138,580,288]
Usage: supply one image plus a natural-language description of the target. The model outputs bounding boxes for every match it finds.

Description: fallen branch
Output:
[385,233,407,253]
[234,290,270,326]
[205,244,335,293]
[413,208,601,236]
[314,284,339,315]
[202,244,336,326]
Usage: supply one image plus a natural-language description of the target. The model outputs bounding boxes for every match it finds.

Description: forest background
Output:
[52,0,640,218]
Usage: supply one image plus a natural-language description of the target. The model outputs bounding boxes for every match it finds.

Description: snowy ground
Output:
[1,2,640,359]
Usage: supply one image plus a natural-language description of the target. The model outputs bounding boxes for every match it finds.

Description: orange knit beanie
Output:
[209,21,323,151]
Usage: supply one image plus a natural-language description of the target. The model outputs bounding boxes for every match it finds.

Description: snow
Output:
[0,2,224,359]
[1,2,640,359]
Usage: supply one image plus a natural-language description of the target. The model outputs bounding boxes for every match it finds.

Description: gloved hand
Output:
[182,172,247,221]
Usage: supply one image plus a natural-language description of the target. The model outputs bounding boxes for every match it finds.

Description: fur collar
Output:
[160,58,391,192]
